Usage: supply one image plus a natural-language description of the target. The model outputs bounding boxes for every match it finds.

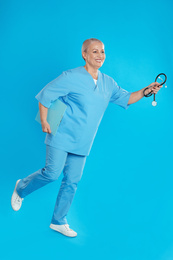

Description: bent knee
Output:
[41,167,61,181]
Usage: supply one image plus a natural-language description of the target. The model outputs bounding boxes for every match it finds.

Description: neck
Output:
[84,64,98,80]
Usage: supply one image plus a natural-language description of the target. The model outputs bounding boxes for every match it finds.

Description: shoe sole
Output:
[49,224,77,237]
[11,179,22,211]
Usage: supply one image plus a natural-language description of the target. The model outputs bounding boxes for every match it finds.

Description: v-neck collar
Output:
[81,66,100,81]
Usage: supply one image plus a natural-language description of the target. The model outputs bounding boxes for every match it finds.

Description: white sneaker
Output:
[49,223,77,237]
[11,179,24,211]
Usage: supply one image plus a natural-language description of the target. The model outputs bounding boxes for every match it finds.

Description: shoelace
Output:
[64,224,72,231]
[14,194,23,204]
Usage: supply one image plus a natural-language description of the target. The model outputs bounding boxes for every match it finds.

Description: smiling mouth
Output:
[95,59,102,63]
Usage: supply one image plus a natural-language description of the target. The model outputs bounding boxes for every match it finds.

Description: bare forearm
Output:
[39,102,48,123]
[128,80,163,105]
[128,87,151,105]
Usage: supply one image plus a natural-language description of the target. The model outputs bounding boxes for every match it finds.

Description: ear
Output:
[82,51,86,61]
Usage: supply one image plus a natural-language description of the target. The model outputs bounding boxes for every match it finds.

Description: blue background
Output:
[1,0,173,259]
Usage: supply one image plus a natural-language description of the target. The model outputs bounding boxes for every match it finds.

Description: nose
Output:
[96,56,103,59]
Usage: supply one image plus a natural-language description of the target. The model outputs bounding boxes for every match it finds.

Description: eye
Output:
[93,50,105,53]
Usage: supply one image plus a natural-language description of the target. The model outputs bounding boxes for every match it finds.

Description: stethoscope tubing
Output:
[155,73,167,86]
[153,73,167,101]
[143,73,167,98]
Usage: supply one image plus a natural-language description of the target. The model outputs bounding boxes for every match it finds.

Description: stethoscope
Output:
[143,73,167,106]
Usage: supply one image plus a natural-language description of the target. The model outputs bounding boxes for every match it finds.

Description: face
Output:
[82,41,106,69]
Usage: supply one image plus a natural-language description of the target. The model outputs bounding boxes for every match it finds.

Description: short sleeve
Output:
[109,79,132,110]
[35,71,70,108]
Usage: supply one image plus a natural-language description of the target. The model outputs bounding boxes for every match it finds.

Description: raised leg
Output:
[16,145,67,198]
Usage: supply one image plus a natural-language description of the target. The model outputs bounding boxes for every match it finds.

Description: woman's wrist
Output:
[143,87,152,97]
[41,119,47,124]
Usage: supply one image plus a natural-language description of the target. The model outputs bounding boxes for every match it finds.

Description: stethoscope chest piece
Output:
[152,101,157,107]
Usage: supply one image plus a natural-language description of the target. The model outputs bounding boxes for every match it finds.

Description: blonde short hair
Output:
[81,38,104,61]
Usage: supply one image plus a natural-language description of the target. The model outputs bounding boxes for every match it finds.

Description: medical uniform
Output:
[16,66,132,225]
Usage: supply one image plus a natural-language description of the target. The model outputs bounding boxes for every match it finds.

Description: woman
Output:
[11,38,162,238]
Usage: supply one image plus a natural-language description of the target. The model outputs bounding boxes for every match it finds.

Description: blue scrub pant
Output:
[16,145,87,225]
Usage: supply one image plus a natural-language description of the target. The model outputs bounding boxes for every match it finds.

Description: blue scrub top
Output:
[35,66,132,156]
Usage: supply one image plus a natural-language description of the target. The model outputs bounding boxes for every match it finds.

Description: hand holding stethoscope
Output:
[143,73,167,106]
